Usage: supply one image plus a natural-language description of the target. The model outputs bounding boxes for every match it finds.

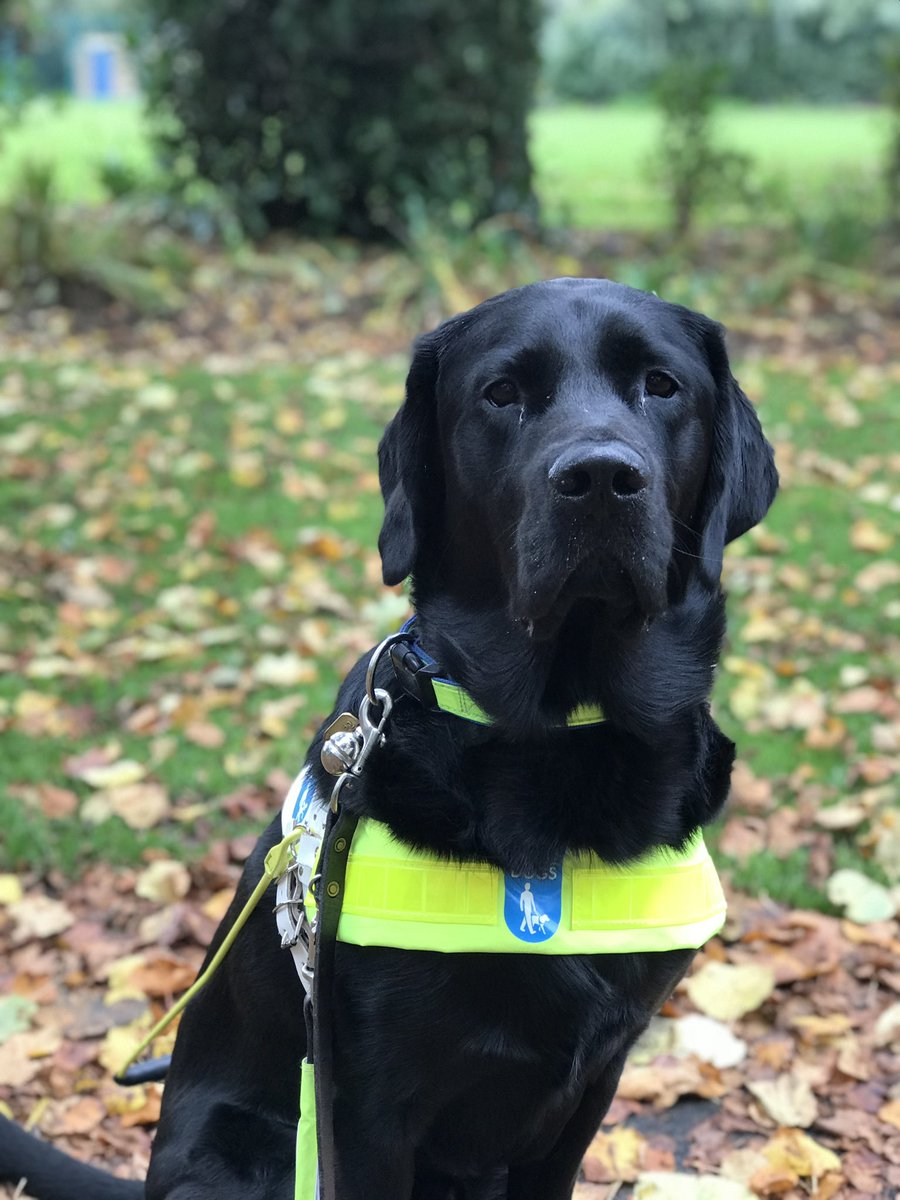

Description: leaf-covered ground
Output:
[1,245,899,1197]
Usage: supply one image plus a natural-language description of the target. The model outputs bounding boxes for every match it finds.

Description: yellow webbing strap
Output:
[116,827,307,1081]
[295,1058,318,1200]
[430,678,604,728]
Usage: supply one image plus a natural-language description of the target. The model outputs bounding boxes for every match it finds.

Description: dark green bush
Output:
[139,0,540,240]
[543,0,900,105]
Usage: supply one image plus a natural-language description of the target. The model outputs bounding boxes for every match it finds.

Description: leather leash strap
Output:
[310,803,359,1200]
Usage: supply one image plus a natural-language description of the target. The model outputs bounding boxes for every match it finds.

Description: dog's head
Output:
[379,278,777,642]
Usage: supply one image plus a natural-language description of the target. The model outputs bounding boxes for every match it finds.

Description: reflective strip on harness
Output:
[280,768,727,958]
[331,819,726,955]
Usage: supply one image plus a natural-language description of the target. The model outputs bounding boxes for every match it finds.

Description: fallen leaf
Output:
[583,1126,647,1183]
[850,518,893,553]
[9,895,75,942]
[78,758,147,789]
[0,874,24,905]
[135,860,192,905]
[815,802,868,831]
[0,995,37,1043]
[672,1014,748,1068]
[101,783,171,830]
[855,560,900,592]
[634,1172,753,1199]
[43,1095,106,1136]
[201,888,234,921]
[252,652,317,687]
[128,954,196,998]
[873,1003,900,1048]
[826,868,897,923]
[184,719,225,748]
[759,1128,840,1179]
[684,961,776,1021]
[0,1029,62,1086]
[747,1075,818,1128]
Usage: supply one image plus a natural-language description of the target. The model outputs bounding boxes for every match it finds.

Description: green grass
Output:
[0,97,890,231]
[531,102,890,228]
[0,97,157,204]
[1,355,897,912]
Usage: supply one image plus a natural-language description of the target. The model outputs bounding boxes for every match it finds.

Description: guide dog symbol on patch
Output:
[504,867,562,943]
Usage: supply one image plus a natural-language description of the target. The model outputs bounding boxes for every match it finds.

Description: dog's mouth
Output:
[512,537,671,643]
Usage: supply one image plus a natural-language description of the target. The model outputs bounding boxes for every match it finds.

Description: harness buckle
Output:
[389,643,440,708]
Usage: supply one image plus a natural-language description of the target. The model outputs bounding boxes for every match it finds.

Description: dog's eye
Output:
[644,371,678,399]
[484,380,519,408]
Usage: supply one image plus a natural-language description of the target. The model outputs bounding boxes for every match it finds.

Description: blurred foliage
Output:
[543,0,900,104]
[650,63,753,239]
[885,39,900,234]
[138,0,539,241]
[0,160,195,312]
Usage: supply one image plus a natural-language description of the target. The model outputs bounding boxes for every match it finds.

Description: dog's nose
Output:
[549,443,649,507]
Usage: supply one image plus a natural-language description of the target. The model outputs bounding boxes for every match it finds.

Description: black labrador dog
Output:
[0,278,777,1200]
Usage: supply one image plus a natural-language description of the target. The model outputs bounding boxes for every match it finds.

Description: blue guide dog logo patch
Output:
[504,865,563,943]
[290,771,317,826]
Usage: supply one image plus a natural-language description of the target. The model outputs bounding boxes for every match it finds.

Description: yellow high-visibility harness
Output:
[276,768,727,1200]
[117,636,728,1200]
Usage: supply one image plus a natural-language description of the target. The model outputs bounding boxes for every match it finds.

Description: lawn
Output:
[1,347,897,912]
[1,97,890,230]
[531,102,890,228]
[0,96,897,910]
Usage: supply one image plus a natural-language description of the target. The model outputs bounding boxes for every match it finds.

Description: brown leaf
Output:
[128,954,196,998]
[43,1096,106,1137]
[183,719,225,748]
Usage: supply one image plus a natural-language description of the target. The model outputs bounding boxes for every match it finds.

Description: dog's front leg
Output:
[333,1138,415,1200]
[332,1103,415,1200]
[505,1056,626,1200]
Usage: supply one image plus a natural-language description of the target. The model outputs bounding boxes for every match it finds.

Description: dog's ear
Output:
[378,331,443,586]
[694,320,778,586]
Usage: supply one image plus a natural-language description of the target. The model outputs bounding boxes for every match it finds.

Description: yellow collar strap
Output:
[390,621,605,728]
[430,679,604,728]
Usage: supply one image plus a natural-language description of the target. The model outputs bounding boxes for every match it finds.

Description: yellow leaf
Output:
[583,1126,646,1183]
[80,759,146,789]
[0,875,24,906]
[634,1173,753,1199]
[790,1013,852,1044]
[684,961,776,1022]
[760,1128,840,1179]
[253,653,317,687]
[850,518,893,553]
[202,888,235,922]
[13,690,59,718]
[104,953,150,1004]
[98,1013,154,1076]
[135,860,191,905]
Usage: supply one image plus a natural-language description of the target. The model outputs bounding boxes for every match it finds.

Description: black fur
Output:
[0,278,777,1200]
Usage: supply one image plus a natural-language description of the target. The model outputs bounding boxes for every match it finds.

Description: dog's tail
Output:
[0,1114,143,1200]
